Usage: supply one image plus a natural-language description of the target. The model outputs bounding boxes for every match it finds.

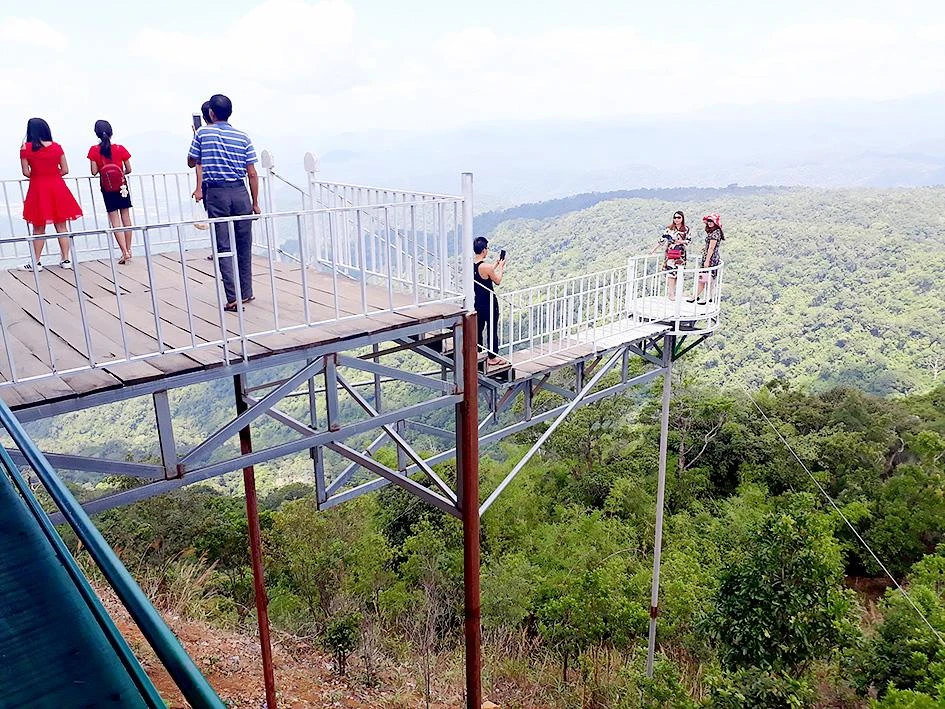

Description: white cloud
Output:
[0,16,68,49]
[131,0,370,94]
[1,4,945,172]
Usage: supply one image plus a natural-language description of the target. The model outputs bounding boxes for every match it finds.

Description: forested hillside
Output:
[485,188,945,395]
[84,381,945,708]
[32,186,945,708]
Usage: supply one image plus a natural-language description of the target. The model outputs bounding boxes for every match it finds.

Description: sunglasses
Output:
[673,215,683,219]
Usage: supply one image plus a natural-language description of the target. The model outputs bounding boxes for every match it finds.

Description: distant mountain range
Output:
[16,92,943,208]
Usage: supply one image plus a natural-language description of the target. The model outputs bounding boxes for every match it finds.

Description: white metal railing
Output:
[308,176,460,295]
[0,164,299,270]
[479,255,723,364]
[0,200,465,390]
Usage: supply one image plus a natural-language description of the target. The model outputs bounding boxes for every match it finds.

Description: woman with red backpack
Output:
[88,120,134,263]
[19,117,83,271]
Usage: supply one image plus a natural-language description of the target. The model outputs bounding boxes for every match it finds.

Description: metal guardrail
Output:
[0,200,465,389]
[0,398,224,708]
[308,177,460,296]
[0,164,306,270]
[479,255,723,364]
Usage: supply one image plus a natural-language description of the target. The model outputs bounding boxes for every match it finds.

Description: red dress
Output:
[20,142,83,228]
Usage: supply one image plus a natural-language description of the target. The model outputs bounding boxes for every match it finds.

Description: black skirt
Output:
[102,188,133,213]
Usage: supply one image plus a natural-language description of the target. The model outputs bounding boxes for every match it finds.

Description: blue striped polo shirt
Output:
[187,122,258,183]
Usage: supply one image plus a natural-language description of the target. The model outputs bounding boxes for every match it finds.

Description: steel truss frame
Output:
[22,325,695,525]
[12,309,705,707]
[28,314,466,523]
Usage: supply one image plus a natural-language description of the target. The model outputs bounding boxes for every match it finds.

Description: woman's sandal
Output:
[224,302,239,312]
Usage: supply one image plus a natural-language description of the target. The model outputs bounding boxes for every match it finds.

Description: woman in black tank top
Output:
[472,236,506,366]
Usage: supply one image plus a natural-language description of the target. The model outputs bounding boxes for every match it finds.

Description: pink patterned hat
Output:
[703,213,721,227]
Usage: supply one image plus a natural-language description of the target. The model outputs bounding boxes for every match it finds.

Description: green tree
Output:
[857,548,945,698]
[705,504,859,676]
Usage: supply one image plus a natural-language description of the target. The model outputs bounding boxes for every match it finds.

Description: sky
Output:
[2,0,945,167]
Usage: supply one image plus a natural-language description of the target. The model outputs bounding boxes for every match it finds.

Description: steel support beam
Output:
[153,391,178,476]
[180,358,325,467]
[327,442,460,518]
[337,354,453,394]
[457,312,482,709]
[52,394,463,521]
[479,347,627,516]
[233,375,278,708]
[336,373,456,502]
[13,316,463,423]
[646,334,674,678]
[4,450,165,479]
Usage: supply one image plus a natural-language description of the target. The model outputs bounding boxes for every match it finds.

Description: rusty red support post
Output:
[234,375,278,708]
[458,313,482,709]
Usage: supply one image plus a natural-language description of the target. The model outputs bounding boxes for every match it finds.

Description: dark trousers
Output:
[476,303,499,355]
[205,183,253,304]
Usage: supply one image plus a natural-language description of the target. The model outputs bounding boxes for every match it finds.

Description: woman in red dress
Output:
[20,117,83,271]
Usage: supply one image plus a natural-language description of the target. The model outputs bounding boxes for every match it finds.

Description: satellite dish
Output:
[303,152,320,173]
[260,150,274,170]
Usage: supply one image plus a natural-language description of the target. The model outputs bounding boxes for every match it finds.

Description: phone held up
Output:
[192,113,202,131]
[499,249,506,261]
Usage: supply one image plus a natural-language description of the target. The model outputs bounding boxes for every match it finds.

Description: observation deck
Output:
[0,158,722,412]
[0,154,725,708]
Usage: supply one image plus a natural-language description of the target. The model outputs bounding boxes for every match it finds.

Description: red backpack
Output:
[99,162,126,193]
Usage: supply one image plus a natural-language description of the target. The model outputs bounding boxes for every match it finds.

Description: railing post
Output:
[461,173,474,312]
[304,152,319,267]
[260,150,275,253]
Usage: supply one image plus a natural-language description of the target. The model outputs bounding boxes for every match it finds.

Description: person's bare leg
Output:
[119,208,133,258]
[54,222,70,263]
[667,273,677,300]
[31,224,46,262]
[108,211,124,259]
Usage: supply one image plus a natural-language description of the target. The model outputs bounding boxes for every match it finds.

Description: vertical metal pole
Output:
[646,334,674,678]
[456,313,482,708]
[461,173,474,312]
[233,375,278,708]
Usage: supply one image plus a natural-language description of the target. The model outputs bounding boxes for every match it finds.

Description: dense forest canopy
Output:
[485,187,945,395]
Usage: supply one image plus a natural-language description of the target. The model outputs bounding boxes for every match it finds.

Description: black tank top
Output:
[473,260,496,312]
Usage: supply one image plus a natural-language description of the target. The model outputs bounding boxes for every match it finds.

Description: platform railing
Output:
[481,256,723,364]
[0,169,285,270]
[0,399,224,708]
[0,200,464,389]
[308,177,459,292]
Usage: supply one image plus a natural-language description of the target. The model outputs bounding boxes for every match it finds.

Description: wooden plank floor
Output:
[507,321,670,380]
[0,251,463,411]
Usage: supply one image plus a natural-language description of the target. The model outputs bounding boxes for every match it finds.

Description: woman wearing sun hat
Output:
[688,212,724,304]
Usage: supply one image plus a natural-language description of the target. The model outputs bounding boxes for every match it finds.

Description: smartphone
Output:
[499,249,506,261]
[192,113,202,131]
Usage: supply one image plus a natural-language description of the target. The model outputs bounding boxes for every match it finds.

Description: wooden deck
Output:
[505,321,670,380]
[0,251,463,411]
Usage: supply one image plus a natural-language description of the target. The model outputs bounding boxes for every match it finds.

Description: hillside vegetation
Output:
[30,186,945,707]
[486,187,945,395]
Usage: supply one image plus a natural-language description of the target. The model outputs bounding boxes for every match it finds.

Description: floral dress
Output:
[701,227,722,275]
[662,226,689,271]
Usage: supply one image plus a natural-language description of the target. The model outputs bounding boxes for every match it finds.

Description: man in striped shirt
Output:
[187,94,259,311]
